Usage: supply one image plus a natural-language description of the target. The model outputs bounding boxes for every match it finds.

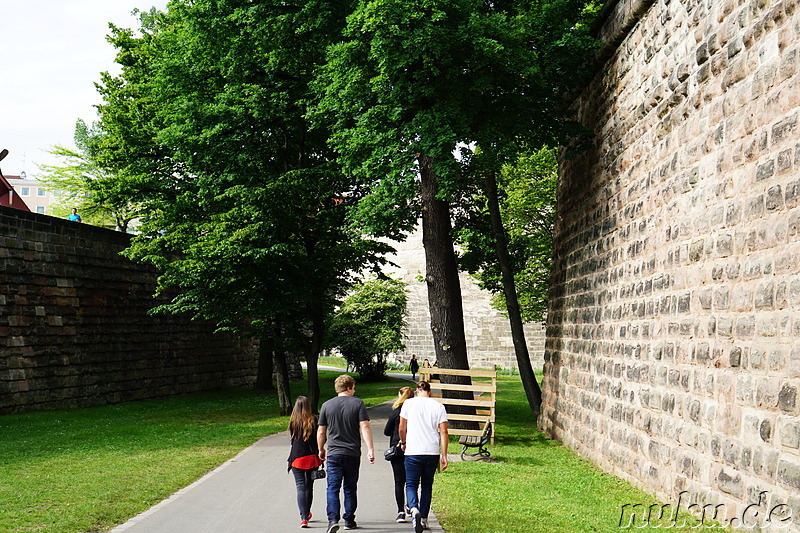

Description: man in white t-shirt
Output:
[399,381,449,533]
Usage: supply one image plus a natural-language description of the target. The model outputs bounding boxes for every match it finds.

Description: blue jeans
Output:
[325,454,361,523]
[291,467,316,520]
[404,455,439,519]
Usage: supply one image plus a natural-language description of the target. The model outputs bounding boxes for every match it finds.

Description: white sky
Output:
[0,0,168,177]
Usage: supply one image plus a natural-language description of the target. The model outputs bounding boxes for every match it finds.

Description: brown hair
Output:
[334,374,356,393]
[416,381,431,393]
[392,386,414,410]
[288,396,317,441]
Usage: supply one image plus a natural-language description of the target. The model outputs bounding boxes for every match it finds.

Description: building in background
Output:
[2,173,54,214]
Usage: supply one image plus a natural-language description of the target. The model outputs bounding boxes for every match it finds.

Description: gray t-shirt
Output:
[318,395,370,457]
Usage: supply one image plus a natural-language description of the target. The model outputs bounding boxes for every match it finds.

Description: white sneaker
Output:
[421,518,429,530]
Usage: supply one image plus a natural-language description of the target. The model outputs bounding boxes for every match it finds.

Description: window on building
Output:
[37,188,47,197]
[20,186,30,196]
[36,206,46,214]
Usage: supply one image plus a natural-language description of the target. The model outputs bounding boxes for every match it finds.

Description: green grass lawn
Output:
[433,375,706,532]
[0,370,707,533]
[0,370,401,533]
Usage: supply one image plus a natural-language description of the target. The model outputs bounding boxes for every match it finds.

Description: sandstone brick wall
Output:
[383,224,546,370]
[541,0,800,528]
[0,206,259,413]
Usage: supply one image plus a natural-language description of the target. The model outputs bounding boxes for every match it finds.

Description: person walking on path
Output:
[383,386,414,523]
[318,375,375,533]
[288,396,324,528]
[409,356,419,381]
[68,208,82,222]
[399,381,449,533]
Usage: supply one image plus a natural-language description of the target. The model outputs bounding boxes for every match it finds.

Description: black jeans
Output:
[292,467,316,520]
[390,455,406,513]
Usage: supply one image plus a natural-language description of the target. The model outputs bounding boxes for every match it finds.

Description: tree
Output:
[314,0,599,415]
[455,147,558,417]
[95,0,389,414]
[327,278,408,380]
[37,119,142,232]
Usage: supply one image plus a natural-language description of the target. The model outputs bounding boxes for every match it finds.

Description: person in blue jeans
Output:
[317,375,375,533]
[399,381,449,533]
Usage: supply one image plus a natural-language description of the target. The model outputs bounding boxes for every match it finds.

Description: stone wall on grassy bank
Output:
[0,206,259,413]
[541,0,800,529]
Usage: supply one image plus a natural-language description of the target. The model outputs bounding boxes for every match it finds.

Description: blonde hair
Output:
[288,396,317,441]
[334,374,356,393]
[392,386,414,410]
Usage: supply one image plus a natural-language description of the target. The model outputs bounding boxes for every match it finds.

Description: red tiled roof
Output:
[0,173,32,211]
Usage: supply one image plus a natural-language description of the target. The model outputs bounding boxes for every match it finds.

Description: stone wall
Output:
[541,0,800,528]
[0,206,259,413]
[383,224,546,370]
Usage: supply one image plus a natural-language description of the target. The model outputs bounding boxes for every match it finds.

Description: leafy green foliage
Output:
[456,147,558,323]
[94,0,390,344]
[327,278,408,379]
[37,119,143,231]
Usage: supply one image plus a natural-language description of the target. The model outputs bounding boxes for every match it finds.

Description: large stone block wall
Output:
[383,225,546,370]
[541,0,800,528]
[0,206,259,413]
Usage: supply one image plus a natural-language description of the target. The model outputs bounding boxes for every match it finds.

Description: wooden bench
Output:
[419,367,497,446]
[458,420,492,460]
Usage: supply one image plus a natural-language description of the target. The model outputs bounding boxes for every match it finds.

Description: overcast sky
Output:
[0,0,168,177]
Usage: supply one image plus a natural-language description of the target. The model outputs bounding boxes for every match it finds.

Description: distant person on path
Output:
[288,396,324,528]
[317,375,375,533]
[383,386,414,523]
[409,355,419,381]
[68,208,82,222]
[399,381,449,533]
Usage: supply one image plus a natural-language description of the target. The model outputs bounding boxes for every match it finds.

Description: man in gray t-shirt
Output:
[317,375,375,533]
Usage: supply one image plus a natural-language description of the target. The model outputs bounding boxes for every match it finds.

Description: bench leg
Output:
[460,444,491,461]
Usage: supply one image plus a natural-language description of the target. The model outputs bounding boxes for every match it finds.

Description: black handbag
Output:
[312,465,326,479]
[384,445,399,461]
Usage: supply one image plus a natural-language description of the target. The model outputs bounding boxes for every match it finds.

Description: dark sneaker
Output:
[326,522,340,533]
[421,517,429,530]
[396,512,406,523]
[343,521,357,530]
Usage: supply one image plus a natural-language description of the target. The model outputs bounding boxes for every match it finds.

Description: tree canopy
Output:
[92,0,601,416]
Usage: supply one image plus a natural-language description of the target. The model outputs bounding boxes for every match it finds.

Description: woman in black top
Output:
[383,386,414,522]
[288,396,323,528]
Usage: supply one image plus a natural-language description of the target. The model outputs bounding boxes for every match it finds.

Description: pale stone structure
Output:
[541,0,800,529]
[382,224,545,371]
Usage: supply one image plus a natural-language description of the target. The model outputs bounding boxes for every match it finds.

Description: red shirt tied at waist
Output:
[291,453,323,470]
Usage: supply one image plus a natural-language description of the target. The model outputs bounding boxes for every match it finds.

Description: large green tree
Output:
[95,0,389,413]
[314,0,599,415]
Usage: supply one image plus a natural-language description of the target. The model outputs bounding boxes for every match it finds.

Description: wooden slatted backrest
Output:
[419,367,496,444]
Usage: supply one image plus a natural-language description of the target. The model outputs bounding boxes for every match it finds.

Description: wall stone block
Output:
[541,0,800,529]
[0,207,259,413]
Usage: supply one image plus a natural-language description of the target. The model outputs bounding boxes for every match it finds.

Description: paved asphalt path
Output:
[111,370,445,533]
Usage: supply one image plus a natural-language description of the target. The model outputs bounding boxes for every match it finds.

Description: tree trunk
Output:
[418,155,469,371]
[255,335,276,391]
[484,171,542,419]
[418,154,474,425]
[273,320,293,415]
[306,308,324,413]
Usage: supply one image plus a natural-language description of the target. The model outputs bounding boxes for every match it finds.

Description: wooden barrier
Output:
[419,367,496,444]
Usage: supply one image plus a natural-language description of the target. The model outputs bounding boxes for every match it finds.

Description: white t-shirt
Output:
[400,396,448,456]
